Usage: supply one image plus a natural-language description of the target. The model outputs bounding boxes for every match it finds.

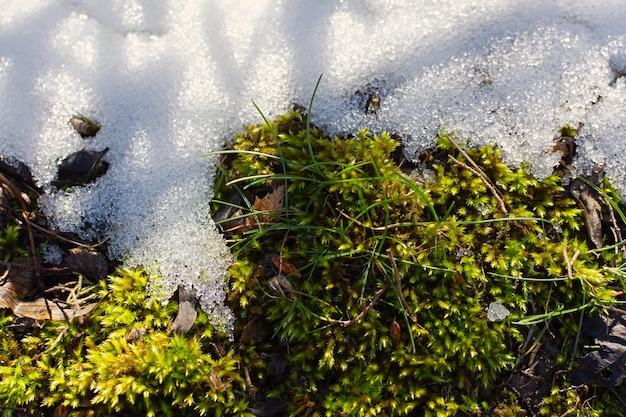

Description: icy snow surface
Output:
[2,1,626,331]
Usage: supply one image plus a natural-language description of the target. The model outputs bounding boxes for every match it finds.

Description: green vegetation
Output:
[0,225,27,261]
[0,268,249,416]
[213,108,626,416]
[1,106,626,415]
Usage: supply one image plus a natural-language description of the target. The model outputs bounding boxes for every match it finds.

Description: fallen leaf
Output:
[0,154,38,188]
[66,248,108,280]
[214,186,285,234]
[267,274,296,300]
[126,326,147,342]
[248,185,285,228]
[551,136,577,166]
[70,115,100,138]
[239,315,266,344]
[271,256,301,278]
[570,169,604,249]
[52,148,110,187]
[171,286,198,334]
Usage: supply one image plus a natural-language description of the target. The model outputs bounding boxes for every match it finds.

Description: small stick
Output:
[449,155,508,216]
[337,209,387,231]
[0,172,38,263]
[23,217,113,249]
[318,284,389,327]
[562,243,581,281]
[337,209,420,232]
[242,366,258,405]
[30,323,70,362]
[444,135,508,216]
[387,248,422,328]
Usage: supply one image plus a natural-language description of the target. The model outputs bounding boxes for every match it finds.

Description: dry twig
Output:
[562,243,581,281]
[318,284,389,327]
[387,249,429,333]
[0,172,38,264]
[444,135,508,216]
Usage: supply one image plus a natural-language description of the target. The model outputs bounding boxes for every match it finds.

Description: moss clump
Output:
[0,269,250,416]
[215,109,626,416]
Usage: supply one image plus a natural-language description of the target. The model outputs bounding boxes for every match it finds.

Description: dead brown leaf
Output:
[66,247,108,280]
[70,116,100,138]
[215,185,285,234]
[170,286,198,334]
[252,185,285,212]
[126,326,147,342]
[552,136,577,166]
[239,315,266,344]
[271,256,301,278]
[248,185,285,228]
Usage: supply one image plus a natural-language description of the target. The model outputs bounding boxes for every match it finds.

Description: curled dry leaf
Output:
[53,148,110,187]
[271,256,301,278]
[268,274,296,300]
[0,257,96,321]
[126,326,147,342]
[247,184,285,229]
[570,169,604,249]
[170,286,198,334]
[214,185,285,234]
[70,115,100,138]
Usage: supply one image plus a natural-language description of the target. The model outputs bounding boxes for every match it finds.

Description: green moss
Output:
[0,225,28,261]
[214,110,626,416]
[2,109,626,416]
[0,269,251,416]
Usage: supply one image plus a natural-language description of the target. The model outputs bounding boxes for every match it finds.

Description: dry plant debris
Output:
[0,257,96,321]
[0,118,115,327]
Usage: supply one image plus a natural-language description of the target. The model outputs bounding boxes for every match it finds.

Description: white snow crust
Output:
[1,0,626,331]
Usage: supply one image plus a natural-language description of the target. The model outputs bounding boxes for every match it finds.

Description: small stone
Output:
[487,301,510,321]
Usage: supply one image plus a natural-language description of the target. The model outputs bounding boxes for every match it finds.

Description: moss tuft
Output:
[0,268,251,416]
[214,110,626,416]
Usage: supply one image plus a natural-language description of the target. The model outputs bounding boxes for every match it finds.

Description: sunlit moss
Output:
[0,269,250,416]
[1,109,625,416]
[216,110,626,416]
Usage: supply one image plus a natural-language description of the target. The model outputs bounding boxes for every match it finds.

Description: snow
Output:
[1,0,626,332]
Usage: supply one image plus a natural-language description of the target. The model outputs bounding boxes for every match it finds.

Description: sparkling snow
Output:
[1,1,626,331]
